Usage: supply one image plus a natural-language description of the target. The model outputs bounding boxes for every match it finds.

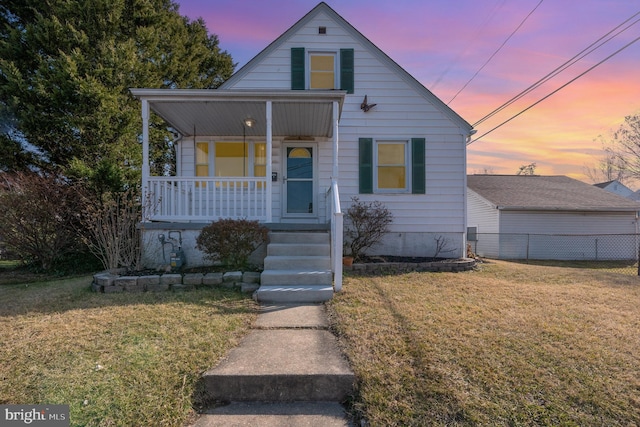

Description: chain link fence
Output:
[469,233,640,275]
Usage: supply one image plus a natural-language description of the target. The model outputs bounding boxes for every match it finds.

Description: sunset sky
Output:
[176,0,640,185]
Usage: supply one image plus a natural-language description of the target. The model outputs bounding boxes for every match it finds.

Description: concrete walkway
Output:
[190,304,355,426]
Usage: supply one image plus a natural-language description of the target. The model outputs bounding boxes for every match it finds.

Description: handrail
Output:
[327,179,343,292]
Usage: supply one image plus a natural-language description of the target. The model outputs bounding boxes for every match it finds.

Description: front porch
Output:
[132,89,347,298]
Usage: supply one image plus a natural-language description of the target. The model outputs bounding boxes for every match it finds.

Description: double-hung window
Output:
[375,141,408,192]
[291,47,354,93]
[309,52,336,90]
[195,141,266,186]
[359,137,426,194]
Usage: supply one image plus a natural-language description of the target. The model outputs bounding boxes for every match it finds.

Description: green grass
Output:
[328,260,640,426]
[0,276,257,427]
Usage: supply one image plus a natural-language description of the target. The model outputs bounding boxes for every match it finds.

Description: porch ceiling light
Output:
[243,117,255,128]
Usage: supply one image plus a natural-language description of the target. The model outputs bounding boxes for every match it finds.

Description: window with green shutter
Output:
[359,138,373,194]
[411,138,426,194]
[291,47,305,90]
[292,48,354,91]
[358,137,426,194]
[340,49,354,94]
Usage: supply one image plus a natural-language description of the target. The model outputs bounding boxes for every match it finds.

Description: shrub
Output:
[0,172,84,270]
[79,187,145,272]
[344,197,393,262]
[196,219,269,270]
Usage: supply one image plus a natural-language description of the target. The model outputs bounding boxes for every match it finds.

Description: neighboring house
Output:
[131,3,473,301]
[594,179,640,201]
[467,175,640,260]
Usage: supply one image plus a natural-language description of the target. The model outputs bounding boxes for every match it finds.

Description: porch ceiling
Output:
[130,89,346,138]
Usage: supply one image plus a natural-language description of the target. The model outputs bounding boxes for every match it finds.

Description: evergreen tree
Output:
[0,0,234,180]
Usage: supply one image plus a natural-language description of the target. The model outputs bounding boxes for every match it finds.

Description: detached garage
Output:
[467,175,640,260]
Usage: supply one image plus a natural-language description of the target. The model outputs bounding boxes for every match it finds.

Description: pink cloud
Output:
[176,0,640,186]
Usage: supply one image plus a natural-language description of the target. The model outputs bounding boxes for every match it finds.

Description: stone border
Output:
[344,258,477,274]
[92,271,261,294]
[92,258,477,294]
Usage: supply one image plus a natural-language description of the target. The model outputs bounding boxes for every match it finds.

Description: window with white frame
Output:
[309,52,337,90]
[375,140,409,192]
[195,141,266,182]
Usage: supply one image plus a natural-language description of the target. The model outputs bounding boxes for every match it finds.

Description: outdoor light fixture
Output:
[243,117,255,128]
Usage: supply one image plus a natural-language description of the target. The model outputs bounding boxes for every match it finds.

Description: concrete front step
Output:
[267,242,330,256]
[191,402,350,427]
[260,269,332,286]
[254,285,334,303]
[264,255,331,271]
[201,329,354,402]
[269,231,329,245]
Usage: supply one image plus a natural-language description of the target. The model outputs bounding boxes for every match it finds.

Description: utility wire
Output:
[473,10,640,127]
[468,34,640,145]
[431,0,506,90]
[447,0,544,104]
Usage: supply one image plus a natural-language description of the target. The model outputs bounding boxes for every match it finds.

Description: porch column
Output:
[141,99,150,220]
[332,100,339,179]
[266,101,273,222]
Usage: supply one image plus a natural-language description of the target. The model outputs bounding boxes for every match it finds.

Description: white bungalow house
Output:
[467,175,640,261]
[131,2,473,302]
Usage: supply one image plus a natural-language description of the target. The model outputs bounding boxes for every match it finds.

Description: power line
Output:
[431,0,506,90]
[468,33,640,145]
[473,10,640,127]
[447,0,544,105]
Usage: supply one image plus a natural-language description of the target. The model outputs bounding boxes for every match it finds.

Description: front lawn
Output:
[0,276,257,426]
[329,260,640,426]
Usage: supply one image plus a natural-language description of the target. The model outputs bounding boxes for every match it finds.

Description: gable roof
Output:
[594,180,617,189]
[219,2,472,132]
[467,175,640,212]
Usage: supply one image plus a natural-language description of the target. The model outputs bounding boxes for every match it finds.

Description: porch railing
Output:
[326,179,343,292]
[145,177,268,222]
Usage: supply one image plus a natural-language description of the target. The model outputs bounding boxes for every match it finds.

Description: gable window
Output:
[359,137,425,194]
[291,47,354,93]
[309,52,336,89]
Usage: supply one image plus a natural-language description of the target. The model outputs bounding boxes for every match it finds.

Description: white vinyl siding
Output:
[500,211,636,235]
[216,8,469,254]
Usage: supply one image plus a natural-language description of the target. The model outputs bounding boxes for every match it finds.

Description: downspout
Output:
[462,130,475,258]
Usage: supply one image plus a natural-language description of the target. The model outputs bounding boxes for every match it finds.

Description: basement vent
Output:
[318,26,326,34]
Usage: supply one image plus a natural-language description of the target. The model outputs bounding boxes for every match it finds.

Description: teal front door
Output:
[283,143,316,217]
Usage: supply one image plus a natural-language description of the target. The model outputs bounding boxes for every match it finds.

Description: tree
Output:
[0,0,234,180]
[610,113,640,183]
[516,162,537,175]
[584,113,639,186]
[583,140,629,185]
[0,172,84,270]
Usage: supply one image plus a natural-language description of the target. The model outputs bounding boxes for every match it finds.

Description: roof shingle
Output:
[467,175,640,211]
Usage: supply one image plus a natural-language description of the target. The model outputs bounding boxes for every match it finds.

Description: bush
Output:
[79,187,145,272]
[196,219,269,270]
[344,197,393,261]
[0,172,84,270]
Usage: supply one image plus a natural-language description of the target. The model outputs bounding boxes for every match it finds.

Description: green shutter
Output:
[359,138,373,194]
[411,138,426,194]
[291,47,305,90]
[340,48,354,94]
